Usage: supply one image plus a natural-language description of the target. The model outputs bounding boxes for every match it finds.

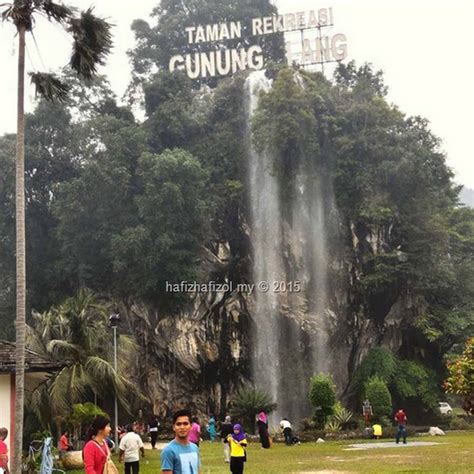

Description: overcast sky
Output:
[0,0,472,187]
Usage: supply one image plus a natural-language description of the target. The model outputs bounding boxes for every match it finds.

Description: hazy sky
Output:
[0,0,472,187]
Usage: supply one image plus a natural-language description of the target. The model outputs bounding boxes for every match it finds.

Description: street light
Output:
[109,312,120,452]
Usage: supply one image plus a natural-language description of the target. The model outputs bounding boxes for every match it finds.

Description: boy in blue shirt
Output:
[161,409,201,474]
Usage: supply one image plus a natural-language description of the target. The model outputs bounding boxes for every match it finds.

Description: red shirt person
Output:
[394,409,408,444]
[83,416,112,474]
[0,427,9,474]
[394,409,407,425]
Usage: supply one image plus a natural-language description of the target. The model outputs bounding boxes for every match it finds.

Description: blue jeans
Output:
[396,425,407,444]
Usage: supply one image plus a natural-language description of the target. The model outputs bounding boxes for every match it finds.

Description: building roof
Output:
[0,339,62,373]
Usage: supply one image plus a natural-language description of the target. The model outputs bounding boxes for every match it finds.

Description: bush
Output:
[365,376,392,421]
[332,406,355,430]
[230,386,277,433]
[449,416,473,431]
[309,374,337,427]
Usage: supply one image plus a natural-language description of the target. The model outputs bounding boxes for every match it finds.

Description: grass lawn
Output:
[69,431,474,473]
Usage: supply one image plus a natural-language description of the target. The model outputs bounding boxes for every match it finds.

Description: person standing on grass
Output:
[119,423,145,474]
[148,415,160,449]
[59,430,70,459]
[279,418,293,446]
[188,417,201,447]
[161,409,201,474]
[226,424,247,474]
[0,428,9,474]
[207,415,217,442]
[394,409,408,444]
[83,415,113,474]
[220,415,233,463]
[256,412,270,449]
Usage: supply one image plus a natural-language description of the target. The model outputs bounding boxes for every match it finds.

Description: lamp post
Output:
[109,312,120,451]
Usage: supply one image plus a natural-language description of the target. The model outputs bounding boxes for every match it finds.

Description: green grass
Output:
[69,431,474,473]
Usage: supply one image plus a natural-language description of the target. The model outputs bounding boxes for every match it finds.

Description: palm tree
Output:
[27,289,141,423]
[230,386,277,433]
[1,3,112,470]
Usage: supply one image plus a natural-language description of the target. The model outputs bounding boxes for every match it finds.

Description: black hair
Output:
[0,427,8,440]
[173,409,192,424]
[86,415,111,441]
[191,416,199,423]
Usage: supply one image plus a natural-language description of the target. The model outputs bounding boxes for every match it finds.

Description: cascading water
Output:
[246,70,284,414]
[246,70,332,425]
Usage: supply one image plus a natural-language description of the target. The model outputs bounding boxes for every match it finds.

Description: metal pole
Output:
[113,326,119,451]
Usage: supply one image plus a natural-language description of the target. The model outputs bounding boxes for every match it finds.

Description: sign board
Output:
[169,7,348,79]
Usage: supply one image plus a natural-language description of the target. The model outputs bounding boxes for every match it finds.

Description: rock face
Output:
[124,212,420,421]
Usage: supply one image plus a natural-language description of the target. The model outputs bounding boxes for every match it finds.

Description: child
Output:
[0,427,9,474]
[226,424,247,474]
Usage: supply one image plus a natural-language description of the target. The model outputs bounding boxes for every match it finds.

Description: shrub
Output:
[444,337,474,415]
[365,376,392,421]
[333,407,354,429]
[230,386,277,433]
[309,373,337,427]
[449,416,472,431]
[325,420,342,433]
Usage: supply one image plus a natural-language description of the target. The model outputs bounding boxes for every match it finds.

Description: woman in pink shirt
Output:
[83,416,112,474]
[188,417,201,447]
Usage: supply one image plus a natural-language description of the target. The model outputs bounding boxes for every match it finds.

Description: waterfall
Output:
[246,70,332,426]
[246,70,284,414]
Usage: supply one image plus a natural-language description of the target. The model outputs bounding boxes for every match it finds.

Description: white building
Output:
[0,340,60,462]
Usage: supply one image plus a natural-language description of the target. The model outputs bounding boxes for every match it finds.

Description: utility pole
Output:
[109,312,120,451]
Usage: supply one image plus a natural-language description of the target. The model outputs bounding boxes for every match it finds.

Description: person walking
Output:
[148,415,160,450]
[119,423,145,474]
[83,415,115,474]
[161,409,201,474]
[279,418,293,446]
[207,415,217,442]
[58,430,70,459]
[220,415,233,463]
[189,417,201,447]
[394,409,408,444]
[256,412,270,449]
[226,424,247,474]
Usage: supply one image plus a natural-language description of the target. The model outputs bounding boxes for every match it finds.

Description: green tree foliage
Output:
[353,348,439,414]
[27,289,141,425]
[230,386,276,433]
[364,376,392,422]
[111,149,208,303]
[444,337,474,415]
[309,373,337,427]
[0,134,16,339]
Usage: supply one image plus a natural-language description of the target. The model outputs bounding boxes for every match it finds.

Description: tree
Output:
[364,376,392,422]
[230,386,276,433]
[28,289,141,425]
[1,2,112,467]
[444,337,474,415]
[309,374,337,427]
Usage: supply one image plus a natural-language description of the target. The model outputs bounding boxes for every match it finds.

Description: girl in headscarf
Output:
[226,424,247,474]
[256,412,270,448]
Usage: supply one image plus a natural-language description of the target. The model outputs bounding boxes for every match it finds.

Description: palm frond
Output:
[46,339,81,360]
[1,1,34,30]
[39,0,74,23]
[29,72,70,101]
[68,7,112,79]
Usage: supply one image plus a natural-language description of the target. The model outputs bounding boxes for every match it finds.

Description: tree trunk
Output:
[13,23,26,474]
